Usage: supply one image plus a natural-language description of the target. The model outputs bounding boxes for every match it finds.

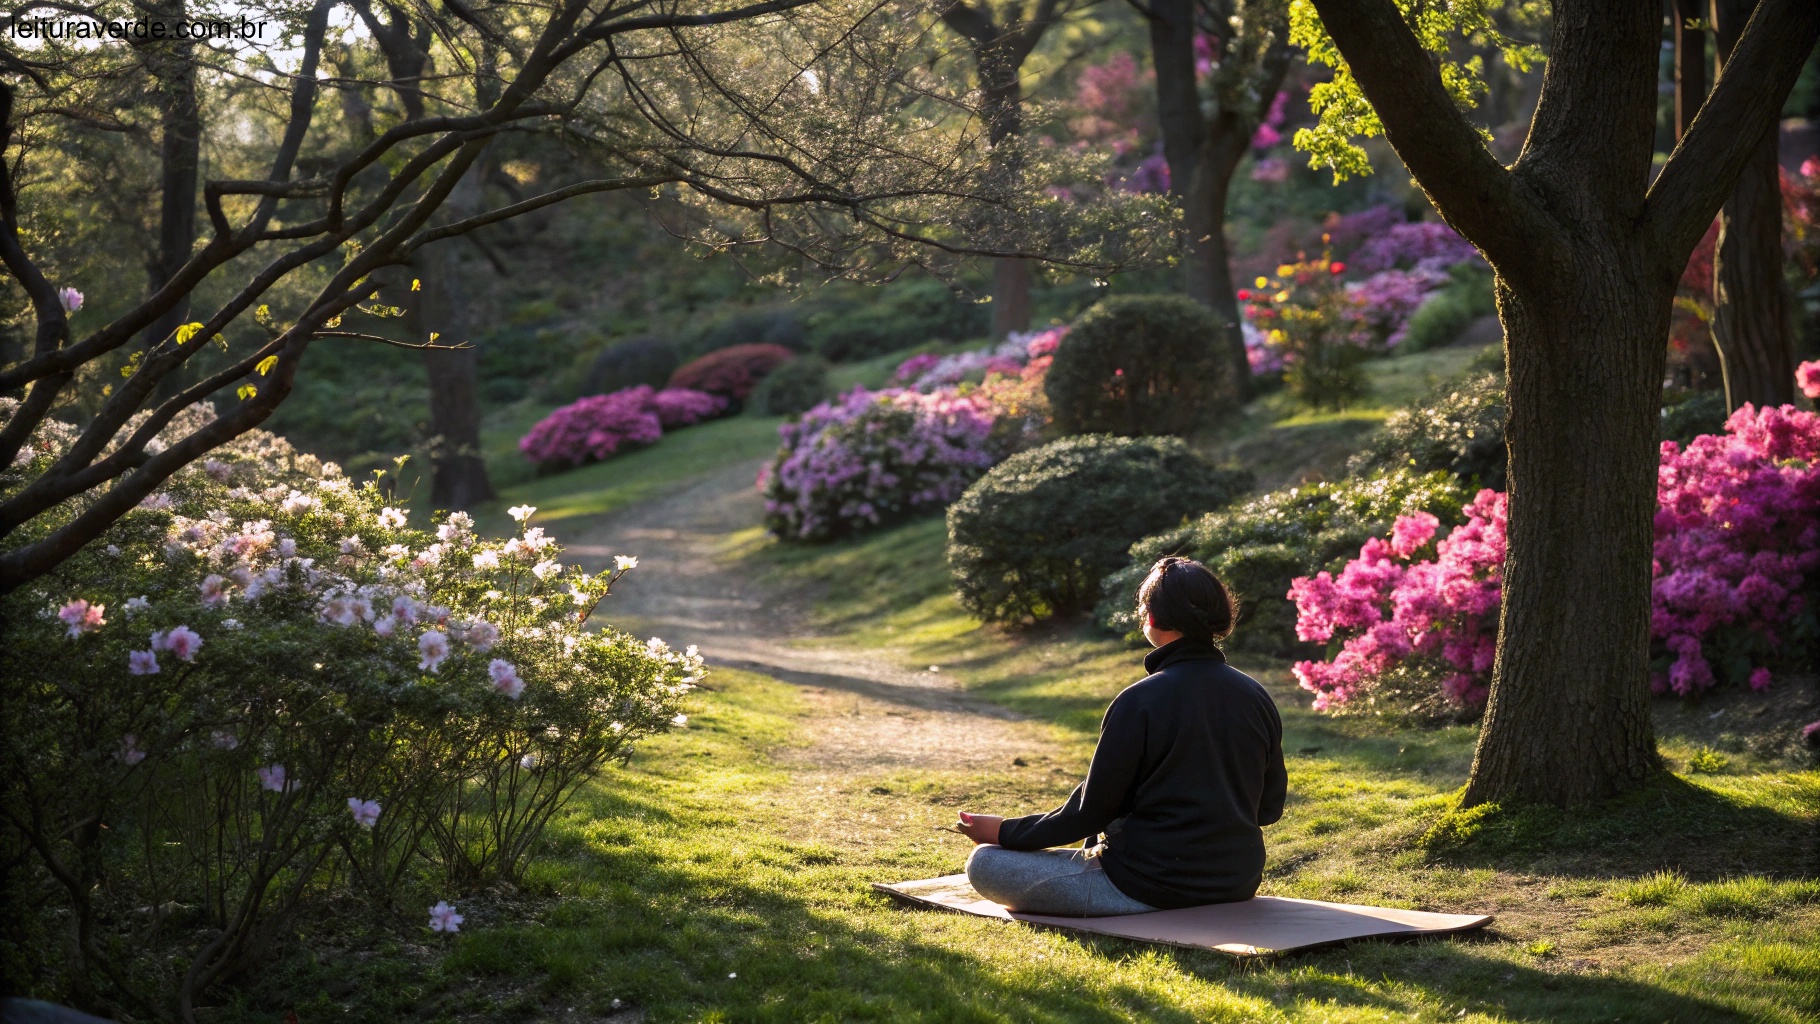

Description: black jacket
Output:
[996,638,1287,909]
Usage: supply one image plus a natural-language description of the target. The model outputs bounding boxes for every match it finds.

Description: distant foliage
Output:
[749,355,833,416]
[687,307,804,358]
[1291,398,1820,715]
[519,386,726,468]
[669,343,797,403]
[1044,295,1232,436]
[1243,255,1372,410]
[1096,469,1471,656]
[806,279,989,361]
[1400,264,1497,352]
[948,435,1250,623]
[1350,221,1482,274]
[1,404,699,1011]
[1348,371,1508,489]
[583,336,680,396]
[893,326,1065,391]
[760,388,1009,541]
[1660,389,1728,445]
[1347,267,1450,348]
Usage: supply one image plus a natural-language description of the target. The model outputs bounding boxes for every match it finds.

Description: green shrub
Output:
[582,335,680,396]
[1661,388,1728,444]
[1043,295,1233,436]
[1095,468,1471,654]
[1401,263,1497,353]
[1348,371,1508,488]
[947,435,1251,623]
[749,354,833,415]
[685,307,804,359]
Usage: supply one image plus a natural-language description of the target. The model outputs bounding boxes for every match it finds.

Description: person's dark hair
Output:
[1136,556,1236,642]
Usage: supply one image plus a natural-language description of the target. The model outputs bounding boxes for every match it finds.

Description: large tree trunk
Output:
[1463,261,1667,806]
[1181,128,1253,402]
[1672,0,1707,140]
[1710,0,1793,409]
[990,257,1032,337]
[979,57,1033,337]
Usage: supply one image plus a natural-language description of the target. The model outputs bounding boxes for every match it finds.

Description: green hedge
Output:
[947,435,1251,624]
[1044,295,1233,436]
[1347,370,1508,489]
[1094,469,1471,654]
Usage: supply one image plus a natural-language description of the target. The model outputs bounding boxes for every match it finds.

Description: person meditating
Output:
[954,556,1287,916]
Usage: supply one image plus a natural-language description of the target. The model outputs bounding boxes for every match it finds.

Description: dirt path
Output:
[558,458,1064,773]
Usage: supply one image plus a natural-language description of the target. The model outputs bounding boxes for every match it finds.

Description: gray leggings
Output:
[965,845,1157,917]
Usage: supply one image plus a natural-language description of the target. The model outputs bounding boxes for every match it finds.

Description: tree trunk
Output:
[1464,259,1667,806]
[990,257,1032,336]
[1710,0,1793,409]
[136,0,201,358]
[419,168,495,509]
[1672,0,1706,140]
[1180,124,1254,402]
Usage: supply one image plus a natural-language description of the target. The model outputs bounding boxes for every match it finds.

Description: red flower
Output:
[1330,261,1346,275]
[1236,289,1251,300]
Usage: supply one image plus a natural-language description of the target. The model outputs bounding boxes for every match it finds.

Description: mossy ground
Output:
[237,347,1820,1023]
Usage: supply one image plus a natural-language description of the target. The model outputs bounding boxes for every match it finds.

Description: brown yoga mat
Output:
[874,874,1493,957]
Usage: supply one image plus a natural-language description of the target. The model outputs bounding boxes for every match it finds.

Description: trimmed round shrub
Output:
[583,336,679,396]
[519,386,726,469]
[1348,371,1507,488]
[1095,468,1472,655]
[669,343,795,404]
[947,435,1252,623]
[749,354,833,416]
[1044,295,1232,436]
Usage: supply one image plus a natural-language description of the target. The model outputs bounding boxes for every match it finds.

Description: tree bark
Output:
[1180,127,1253,399]
[990,257,1033,337]
[1710,0,1793,409]
[1307,0,1818,808]
[1464,263,1667,806]
[1672,0,1707,140]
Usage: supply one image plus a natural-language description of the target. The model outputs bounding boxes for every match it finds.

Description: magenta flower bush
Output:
[890,327,1065,392]
[1290,489,1506,715]
[1290,397,1820,715]
[760,387,1008,540]
[1347,267,1450,347]
[1351,221,1482,275]
[2,400,701,1009]
[519,385,725,468]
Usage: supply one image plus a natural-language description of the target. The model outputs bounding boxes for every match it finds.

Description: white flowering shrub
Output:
[0,402,701,1014]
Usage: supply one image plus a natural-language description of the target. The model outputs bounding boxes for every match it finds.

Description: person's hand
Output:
[955,811,1002,845]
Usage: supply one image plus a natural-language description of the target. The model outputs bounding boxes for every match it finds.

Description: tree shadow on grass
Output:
[1422,773,1820,881]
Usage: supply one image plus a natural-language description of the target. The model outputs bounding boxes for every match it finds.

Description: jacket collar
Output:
[1143,636,1227,674]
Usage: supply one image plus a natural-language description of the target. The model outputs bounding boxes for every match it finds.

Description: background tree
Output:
[1145,0,1289,400]
[0,0,1168,593]
[1293,0,1818,806]
[939,0,1091,337]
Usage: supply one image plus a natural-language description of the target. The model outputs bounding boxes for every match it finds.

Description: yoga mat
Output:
[874,874,1493,957]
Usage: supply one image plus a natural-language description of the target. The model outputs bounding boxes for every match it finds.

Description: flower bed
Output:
[759,387,1007,540]
[519,385,726,468]
[1289,397,1820,715]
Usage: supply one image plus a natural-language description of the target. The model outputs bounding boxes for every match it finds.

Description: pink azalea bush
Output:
[2,399,702,1009]
[1290,396,1820,716]
[519,385,726,468]
[1290,490,1505,715]
[891,326,1065,392]
[759,387,1010,540]
[1350,221,1482,275]
[1798,358,1820,400]
[1347,267,1451,348]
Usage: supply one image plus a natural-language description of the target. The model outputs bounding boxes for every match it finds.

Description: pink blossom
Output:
[1797,359,1820,400]
[200,574,230,608]
[418,629,450,673]
[120,734,145,765]
[489,658,524,699]
[58,598,106,637]
[373,614,398,637]
[464,620,499,651]
[1389,512,1441,558]
[428,900,463,933]
[348,797,381,828]
[128,649,160,675]
[154,625,203,662]
[58,287,83,314]
[258,764,287,792]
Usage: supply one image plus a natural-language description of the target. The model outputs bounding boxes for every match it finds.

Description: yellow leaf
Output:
[324,316,342,329]
[256,355,278,376]
[175,322,205,345]
[429,332,440,343]
[256,304,270,319]
[237,384,258,401]
[411,279,421,292]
